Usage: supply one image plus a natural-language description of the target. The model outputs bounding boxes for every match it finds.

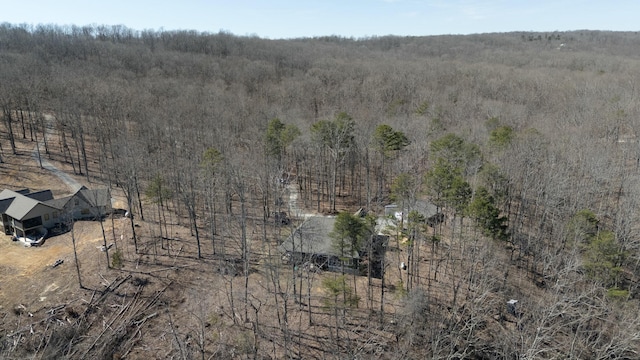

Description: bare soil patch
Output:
[0,220,126,310]
[0,135,123,310]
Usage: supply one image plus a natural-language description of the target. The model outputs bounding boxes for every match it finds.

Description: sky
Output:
[2,0,639,39]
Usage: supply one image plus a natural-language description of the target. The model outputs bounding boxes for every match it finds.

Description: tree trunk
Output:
[2,106,17,155]
[71,219,84,289]
[100,215,109,268]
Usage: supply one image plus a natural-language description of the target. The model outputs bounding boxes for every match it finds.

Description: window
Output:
[74,198,79,206]
[328,256,342,268]
[23,217,42,229]
[81,208,90,215]
[53,211,58,218]
[44,214,50,221]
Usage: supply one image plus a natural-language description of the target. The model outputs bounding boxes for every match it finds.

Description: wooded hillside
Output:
[2,24,640,359]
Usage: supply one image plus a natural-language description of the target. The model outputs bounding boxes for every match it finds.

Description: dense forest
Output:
[2,23,640,359]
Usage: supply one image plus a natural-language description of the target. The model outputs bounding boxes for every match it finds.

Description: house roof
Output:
[0,189,53,201]
[414,200,438,218]
[24,189,54,202]
[280,216,360,259]
[0,189,39,220]
[0,189,21,201]
[5,195,40,220]
[0,190,59,221]
[385,200,438,218]
[0,198,14,214]
[44,195,73,210]
[75,187,111,208]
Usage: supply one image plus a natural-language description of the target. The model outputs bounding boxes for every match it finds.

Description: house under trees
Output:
[383,200,444,228]
[280,217,352,272]
[280,216,388,277]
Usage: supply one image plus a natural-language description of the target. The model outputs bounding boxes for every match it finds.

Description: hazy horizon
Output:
[2,0,638,40]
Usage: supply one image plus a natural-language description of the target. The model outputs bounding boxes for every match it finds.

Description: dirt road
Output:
[31,115,82,193]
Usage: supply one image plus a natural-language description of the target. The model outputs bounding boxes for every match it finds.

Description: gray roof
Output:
[0,189,59,220]
[24,189,54,202]
[0,189,53,201]
[75,186,111,208]
[414,200,438,218]
[0,189,21,201]
[44,195,73,209]
[280,216,359,259]
[385,199,438,218]
[0,198,13,214]
[6,196,40,220]
[0,186,112,222]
